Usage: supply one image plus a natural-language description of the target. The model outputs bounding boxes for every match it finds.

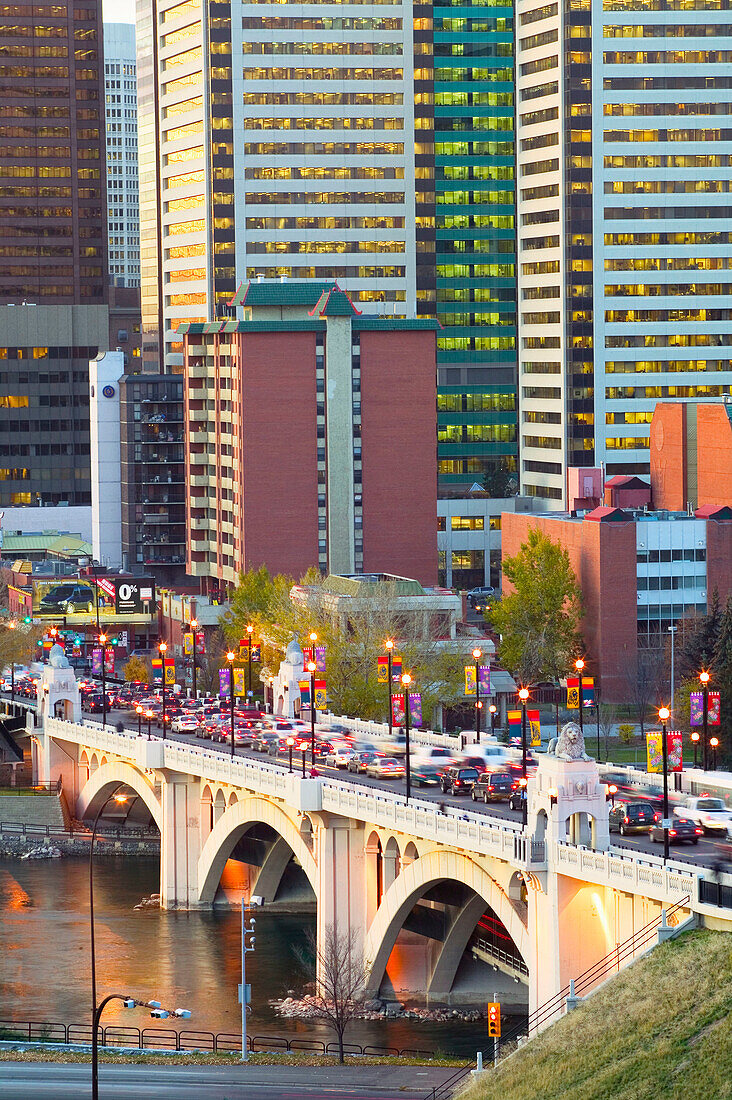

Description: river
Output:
[0,856,501,1058]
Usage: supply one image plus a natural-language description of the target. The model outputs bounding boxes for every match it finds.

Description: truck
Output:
[674,796,732,837]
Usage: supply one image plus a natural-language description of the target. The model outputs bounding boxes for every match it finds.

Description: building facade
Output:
[0,305,109,508]
[181,280,439,589]
[0,0,107,304]
[104,22,140,288]
[515,0,732,507]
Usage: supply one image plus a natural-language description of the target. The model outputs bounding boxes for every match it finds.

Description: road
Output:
[0,1062,458,1099]
[5,691,732,870]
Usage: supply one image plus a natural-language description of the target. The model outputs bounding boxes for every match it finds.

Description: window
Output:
[451,515,485,530]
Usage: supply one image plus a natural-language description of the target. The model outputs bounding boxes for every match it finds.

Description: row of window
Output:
[637,549,706,562]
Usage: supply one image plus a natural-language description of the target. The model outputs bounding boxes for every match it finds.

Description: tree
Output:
[676,588,720,681]
[624,642,664,736]
[0,620,43,672]
[490,528,583,685]
[482,459,518,499]
[298,925,367,1063]
[123,655,150,683]
[597,702,619,762]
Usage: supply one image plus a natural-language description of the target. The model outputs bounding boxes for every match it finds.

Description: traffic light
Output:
[23,615,32,624]
[487,1002,501,1038]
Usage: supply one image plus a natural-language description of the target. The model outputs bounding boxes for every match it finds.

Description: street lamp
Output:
[99,633,108,729]
[489,703,497,740]
[286,735,295,773]
[402,672,412,803]
[307,659,317,769]
[473,647,482,744]
[7,619,16,703]
[668,624,677,722]
[189,618,198,700]
[145,709,153,740]
[699,670,710,771]
[385,639,394,743]
[227,650,236,758]
[246,623,254,699]
[135,704,143,737]
[92,992,191,1100]
[691,730,700,769]
[574,657,585,736]
[240,895,263,1061]
[710,736,720,771]
[159,641,168,738]
[658,705,671,862]
[518,686,530,825]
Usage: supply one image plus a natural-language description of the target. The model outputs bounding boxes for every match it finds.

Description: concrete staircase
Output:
[0,793,67,830]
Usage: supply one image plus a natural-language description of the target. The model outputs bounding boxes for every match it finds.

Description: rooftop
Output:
[230,279,334,309]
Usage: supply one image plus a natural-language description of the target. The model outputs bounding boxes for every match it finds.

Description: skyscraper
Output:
[104,22,140,288]
[0,0,107,304]
[516,0,732,507]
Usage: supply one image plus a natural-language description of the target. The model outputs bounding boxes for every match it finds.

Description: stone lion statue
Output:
[546,721,591,762]
[48,643,71,670]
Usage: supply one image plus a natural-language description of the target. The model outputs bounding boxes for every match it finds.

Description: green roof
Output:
[230,280,335,308]
[353,318,441,331]
[322,573,426,597]
[309,286,361,317]
[1,533,92,556]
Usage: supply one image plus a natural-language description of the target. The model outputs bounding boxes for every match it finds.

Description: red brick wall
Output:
[500,513,637,703]
[359,329,438,585]
[650,404,686,511]
[697,405,732,508]
[239,331,320,578]
[705,519,732,605]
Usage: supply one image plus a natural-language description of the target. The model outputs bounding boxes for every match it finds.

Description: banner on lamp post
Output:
[669,730,683,771]
[391,693,406,726]
[185,631,205,656]
[409,692,422,725]
[566,678,579,709]
[507,710,521,729]
[92,648,103,677]
[219,668,231,697]
[528,708,541,746]
[377,656,389,683]
[233,668,246,697]
[690,690,721,726]
[465,666,476,696]
[646,730,682,772]
[391,656,402,682]
[151,657,162,684]
[104,647,115,676]
[164,658,176,685]
[298,679,311,709]
[314,679,327,709]
[251,643,261,663]
[478,665,491,695]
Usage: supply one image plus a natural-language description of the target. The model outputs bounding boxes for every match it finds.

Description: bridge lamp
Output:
[488,702,497,738]
[135,704,143,737]
[691,730,700,768]
[385,638,394,650]
[699,670,711,770]
[145,709,154,740]
[226,651,236,758]
[657,705,671,862]
[548,787,558,808]
[286,735,295,773]
[710,736,720,771]
[400,673,413,803]
[7,619,17,702]
[309,631,318,644]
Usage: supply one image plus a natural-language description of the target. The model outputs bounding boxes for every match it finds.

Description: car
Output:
[366,757,405,779]
[411,763,444,788]
[172,716,199,733]
[471,770,513,803]
[348,751,380,774]
[38,583,97,615]
[467,586,495,610]
[676,796,732,836]
[460,754,489,775]
[508,788,526,812]
[440,766,480,795]
[254,731,280,753]
[609,800,657,836]
[325,746,355,768]
[650,817,703,845]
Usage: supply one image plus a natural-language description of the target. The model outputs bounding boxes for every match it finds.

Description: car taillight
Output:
[695,828,703,835]
[669,830,676,836]
[654,813,661,823]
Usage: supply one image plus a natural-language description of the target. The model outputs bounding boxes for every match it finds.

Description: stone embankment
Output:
[272,994,485,1023]
[0,831,159,860]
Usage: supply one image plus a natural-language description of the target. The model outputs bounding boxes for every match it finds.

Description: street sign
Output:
[661,818,674,829]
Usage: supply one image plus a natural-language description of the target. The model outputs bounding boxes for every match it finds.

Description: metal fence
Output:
[699,878,732,909]
[0,779,61,793]
[0,1018,433,1059]
[0,821,159,840]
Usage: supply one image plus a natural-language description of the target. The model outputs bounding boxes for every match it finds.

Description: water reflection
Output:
[0,857,498,1056]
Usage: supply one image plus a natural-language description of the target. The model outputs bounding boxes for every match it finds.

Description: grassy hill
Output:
[461,929,732,1100]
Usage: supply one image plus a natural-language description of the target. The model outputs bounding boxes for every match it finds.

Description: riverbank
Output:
[0,1045,465,1068]
[0,833,159,859]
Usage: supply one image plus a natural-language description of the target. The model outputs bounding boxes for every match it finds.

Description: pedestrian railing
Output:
[471,937,529,977]
[0,1018,433,1058]
[699,878,732,909]
[0,821,159,840]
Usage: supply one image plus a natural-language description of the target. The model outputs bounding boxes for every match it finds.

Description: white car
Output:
[172,716,200,734]
[325,746,355,768]
[675,797,732,837]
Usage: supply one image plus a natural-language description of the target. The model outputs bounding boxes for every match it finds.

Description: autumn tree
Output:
[123,655,150,683]
[298,925,367,1064]
[0,619,43,673]
[490,528,583,685]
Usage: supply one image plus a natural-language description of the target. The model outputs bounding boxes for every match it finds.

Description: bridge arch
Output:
[197,794,318,907]
[76,760,163,831]
[364,848,529,999]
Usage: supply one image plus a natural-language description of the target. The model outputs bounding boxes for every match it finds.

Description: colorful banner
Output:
[646,730,683,773]
[314,678,327,709]
[528,708,541,746]
[298,678,311,709]
[219,668,230,697]
[251,643,261,663]
[392,656,403,683]
[478,665,491,695]
[581,677,594,706]
[391,693,405,726]
[233,668,246,696]
[104,647,115,676]
[164,658,176,685]
[315,645,326,672]
[377,656,389,683]
[690,690,721,726]
[92,648,103,677]
[508,709,522,727]
[378,656,403,682]
[566,679,579,709]
[465,666,477,696]
[567,677,594,708]
[184,631,206,656]
[409,692,422,726]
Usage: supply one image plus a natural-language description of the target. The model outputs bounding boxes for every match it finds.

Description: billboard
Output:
[32,575,156,619]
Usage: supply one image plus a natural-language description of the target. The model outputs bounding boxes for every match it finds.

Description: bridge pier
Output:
[160,771,202,910]
[315,815,368,984]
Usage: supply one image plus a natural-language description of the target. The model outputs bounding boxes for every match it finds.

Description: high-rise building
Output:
[104,23,140,288]
[181,280,439,589]
[0,0,107,304]
[516,0,732,508]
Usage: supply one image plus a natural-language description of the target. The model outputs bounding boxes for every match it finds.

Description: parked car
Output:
[466,586,495,610]
[38,583,97,615]
[650,817,702,845]
[440,766,480,796]
[609,800,657,836]
[471,770,513,803]
[366,757,405,779]
[411,763,444,788]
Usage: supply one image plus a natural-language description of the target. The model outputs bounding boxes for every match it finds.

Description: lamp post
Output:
[700,670,710,771]
[145,709,153,739]
[227,650,236,758]
[710,736,720,771]
[307,659,317,769]
[489,703,497,740]
[668,624,677,722]
[7,619,16,702]
[240,896,262,1062]
[658,705,671,862]
[518,686,529,825]
[473,647,482,744]
[286,735,294,773]
[159,641,168,738]
[691,731,700,769]
[90,787,128,1099]
[402,672,412,803]
[574,657,585,735]
[385,639,394,742]
[99,632,107,728]
[135,705,143,737]
[92,994,190,1100]
[246,623,254,699]
[189,618,198,700]
[84,557,101,633]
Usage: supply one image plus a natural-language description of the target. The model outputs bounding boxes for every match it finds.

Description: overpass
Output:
[21,650,732,1027]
